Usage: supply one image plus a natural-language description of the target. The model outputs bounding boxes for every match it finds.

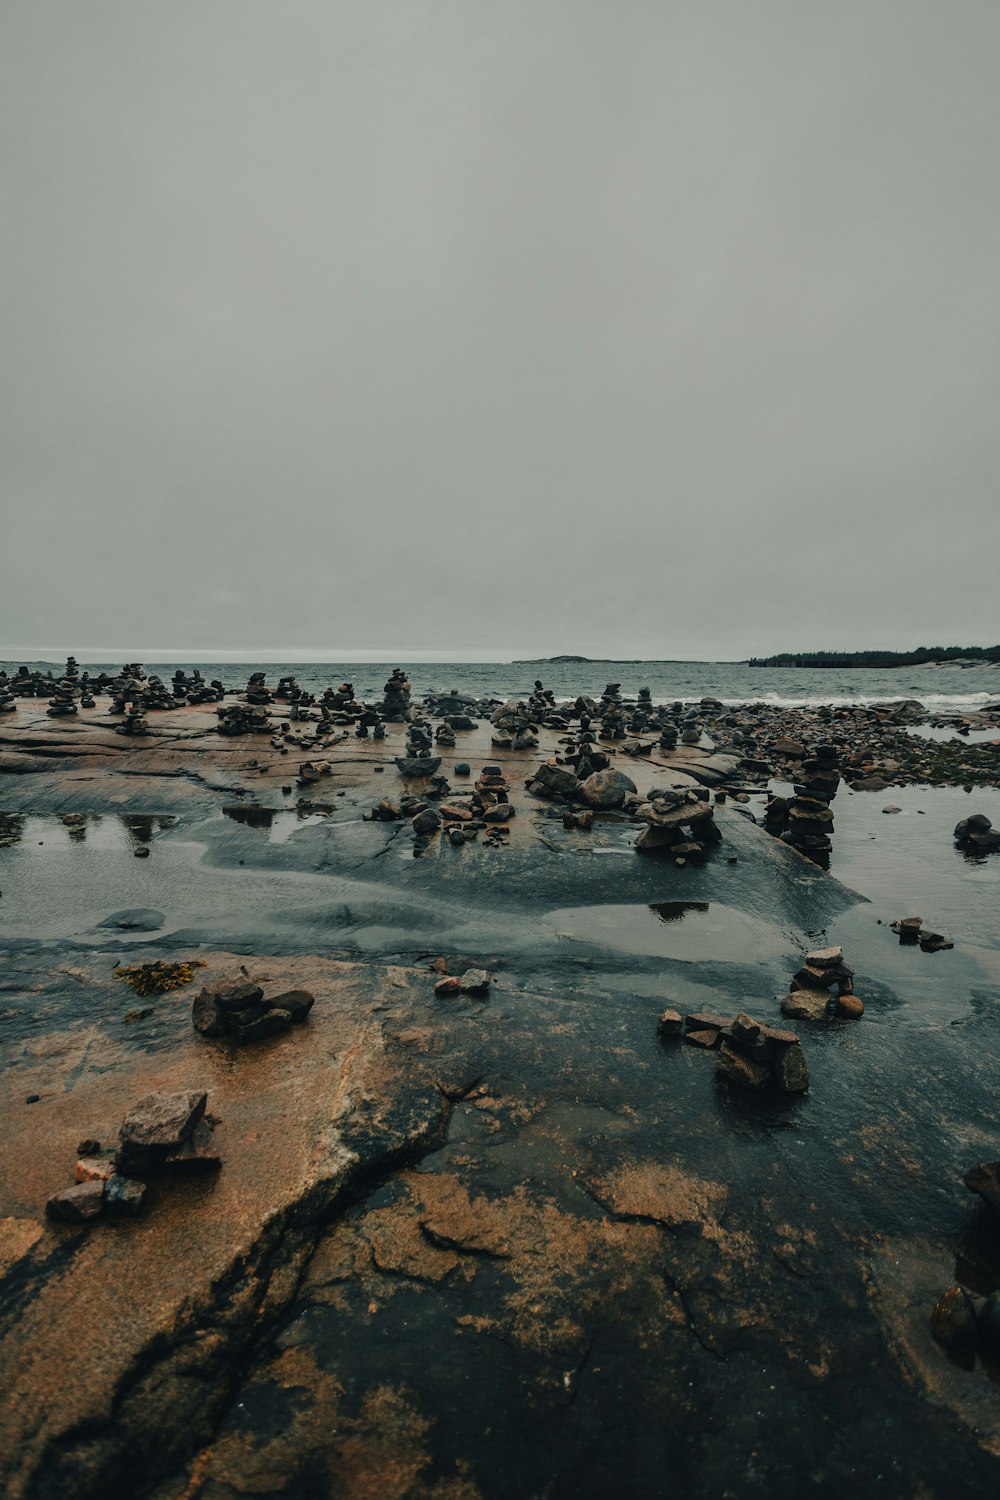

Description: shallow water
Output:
[5,656,1000,712]
[544,900,798,964]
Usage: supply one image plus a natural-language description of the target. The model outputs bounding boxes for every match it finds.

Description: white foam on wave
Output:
[717,690,997,711]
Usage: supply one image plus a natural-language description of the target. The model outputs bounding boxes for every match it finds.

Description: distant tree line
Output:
[747,646,1000,668]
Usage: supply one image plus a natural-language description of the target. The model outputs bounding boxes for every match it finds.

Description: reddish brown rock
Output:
[119,1090,207,1152]
[46,1181,105,1223]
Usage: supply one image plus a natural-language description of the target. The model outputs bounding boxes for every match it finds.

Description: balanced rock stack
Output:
[658,719,679,751]
[781,946,863,1020]
[890,916,953,952]
[396,722,442,778]
[244,672,273,706]
[659,1009,808,1092]
[45,1089,221,1224]
[142,675,175,711]
[474,763,514,824]
[193,975,314,1044]
[79,673,96,708]
[217,701,271,735]
[765,742,841,867]
[632,787,720,862]
[46,673,79,717]
[113,702,149,736]
[954,814,1000,855]
[598,685,626,740]
[382,669,412,722]
[490,698,537,750]
[0,678,16,714]
[356,708,384,739]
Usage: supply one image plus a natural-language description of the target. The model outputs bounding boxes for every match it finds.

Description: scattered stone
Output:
[268,990,315,1022]
[716,1041,771,1090]
[46,1181,105,1222]
[434,976,461,996]
[773,1045,809,1093]
[781,990,830,1022]
[120,1090,207,1152]
[75,1156,116,1184]
[459,968,491,994]
[837,995,865,1019]
[930,1286,979,1356]
[104,1175,147,1215]
[657,1008,683,1037]
[579,768,637,809]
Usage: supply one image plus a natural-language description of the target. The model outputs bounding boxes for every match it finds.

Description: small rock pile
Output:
[889,916,953,952]
[781,946,863,1020]
[395,721,442,778]
[381,669,412,722]
[193,976,315,1043]
[764,742,841,867]
[46,669,79,717]
[217,701,272,735]
[45,1089,220,1224]
[632,787,720,863]
[658,1008,808,1092]
[0,678,16,714]
[954,813,1000,855]
[244,672,273,706]
[490,699,537,750]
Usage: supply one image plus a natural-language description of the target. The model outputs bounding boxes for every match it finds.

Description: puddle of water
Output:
[907,726,1000,745]
[649,901,709,923]
[0,813,175,852]
[221,806,326,843]
[545,900,794,963]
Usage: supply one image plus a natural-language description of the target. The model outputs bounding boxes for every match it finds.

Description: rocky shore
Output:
[1,665,999,1499]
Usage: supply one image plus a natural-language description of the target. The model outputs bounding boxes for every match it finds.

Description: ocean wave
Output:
[719,691,996,711]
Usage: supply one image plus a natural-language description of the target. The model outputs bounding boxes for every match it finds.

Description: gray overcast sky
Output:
[2,1,998,661]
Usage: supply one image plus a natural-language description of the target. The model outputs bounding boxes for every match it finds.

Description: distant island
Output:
[748,646,1000,668]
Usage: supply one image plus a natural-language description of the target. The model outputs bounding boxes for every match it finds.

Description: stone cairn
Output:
[889,916,953,952]
[193,974,314,1044]
[217,701,271,735]
[171,668,223,704]
[395,720,442,778]
[381,669,412,722]
[658,1008,808,1093]
[46,662,79,717]
[598,684,626,740]
[113,700,149,736]
[631,787,721,863]
[781,946,863,1020]
[79,672,96,708]
[0,676,16,714]
[489,698,538,750]
[244,672,272,706]
[45,1089,221,1224]
[764,741,841,868]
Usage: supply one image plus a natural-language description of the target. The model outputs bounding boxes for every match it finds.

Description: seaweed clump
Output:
[115,959,207,997]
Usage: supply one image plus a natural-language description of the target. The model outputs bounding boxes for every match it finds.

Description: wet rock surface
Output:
[1,695,1000,1497]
